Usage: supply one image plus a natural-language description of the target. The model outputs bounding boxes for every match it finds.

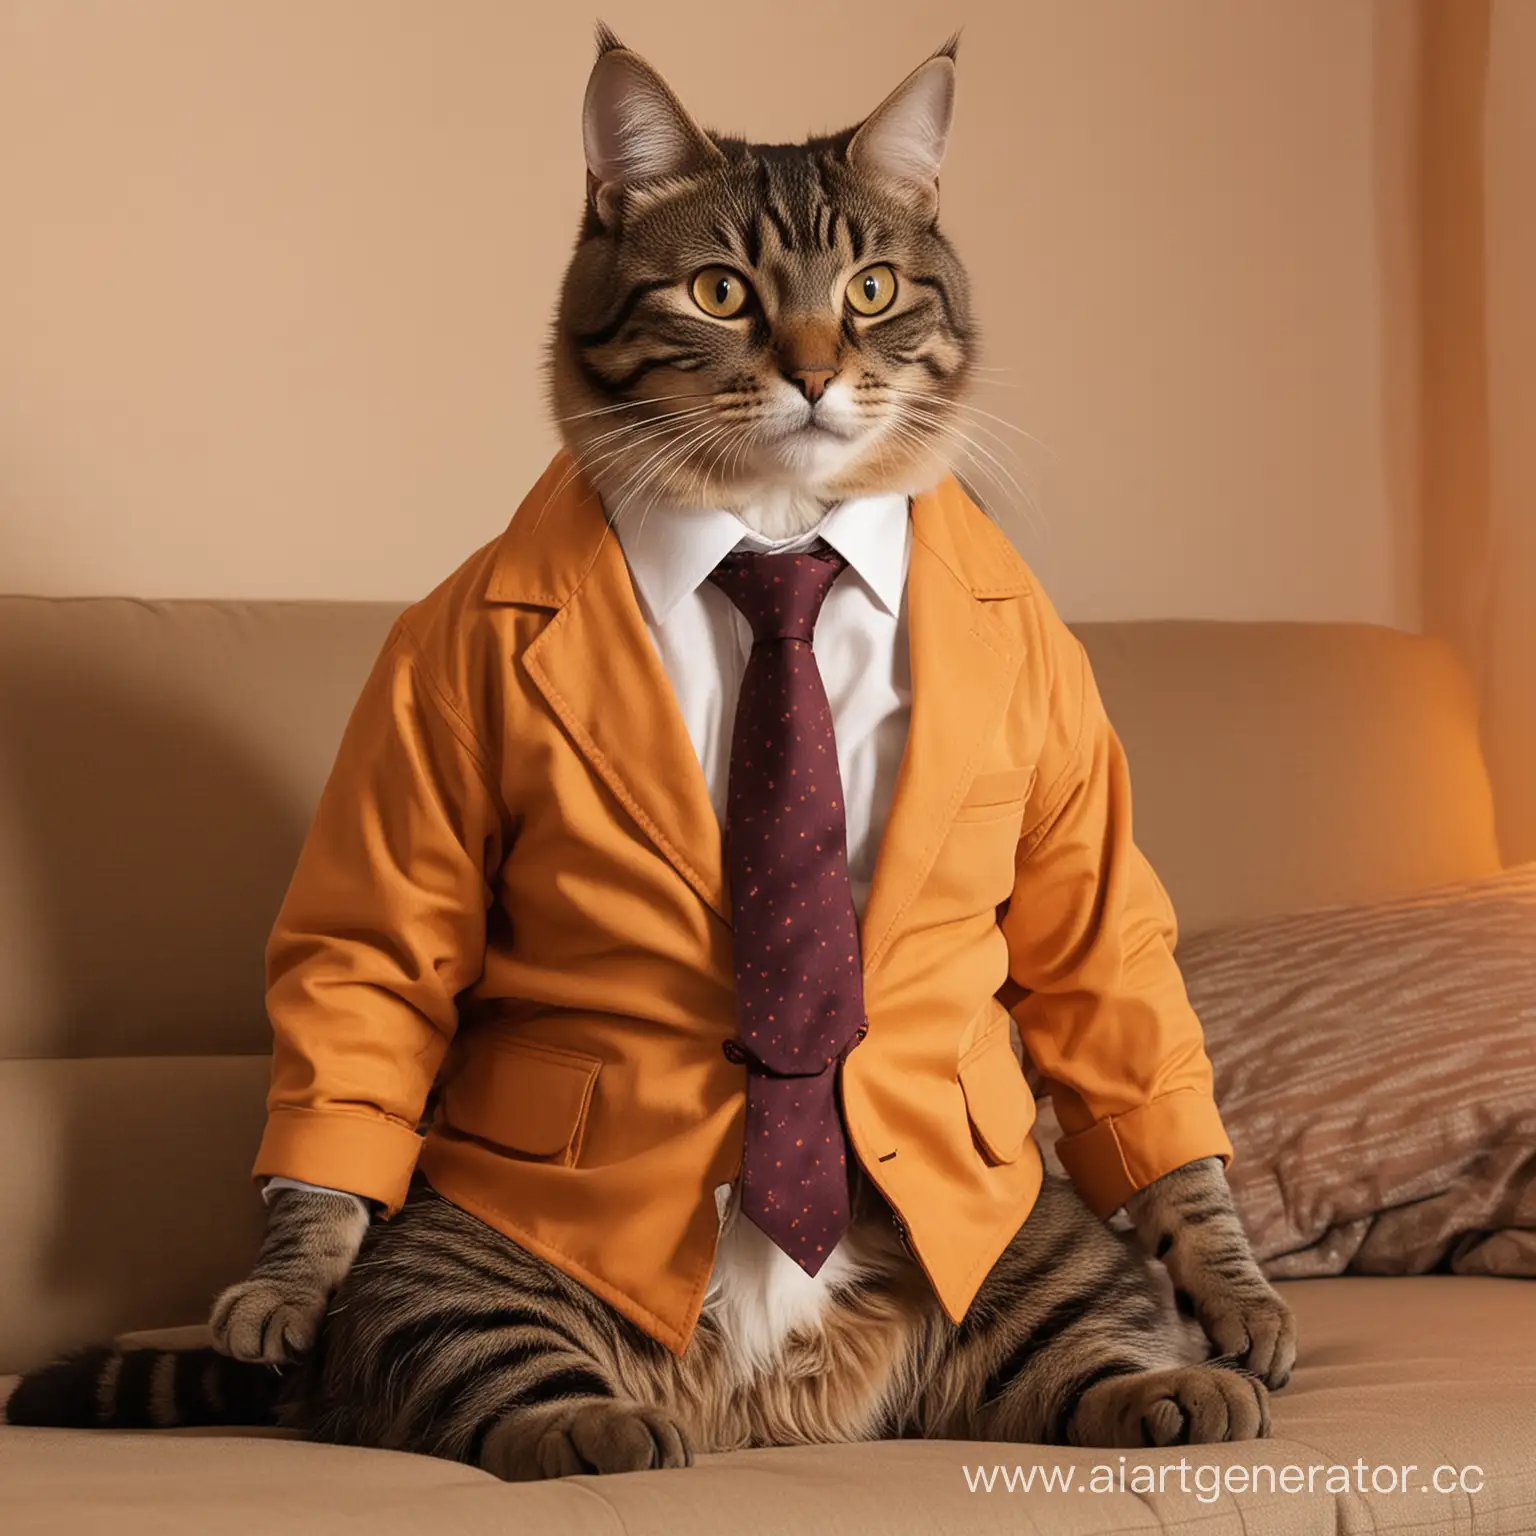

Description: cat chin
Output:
[717,446,957,540]
[726,425,953,511]
[747,425,867,485]
[579,423,957,542]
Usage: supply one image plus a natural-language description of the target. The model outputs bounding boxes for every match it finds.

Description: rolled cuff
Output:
[253,1105,423,1216]
[1054,1089,1234,1219]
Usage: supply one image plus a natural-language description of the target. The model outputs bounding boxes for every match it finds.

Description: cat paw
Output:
[481,1400,694,1480]
[1187,1284,1297,1389]
[1073,1364,1270,1447]
[210,1278,325,1364]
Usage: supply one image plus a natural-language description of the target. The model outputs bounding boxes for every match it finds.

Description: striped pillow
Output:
[1175,863,1536,1277]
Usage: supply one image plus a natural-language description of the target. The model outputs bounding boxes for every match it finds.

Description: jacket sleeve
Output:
[252,619,507,1214]
[999,600,1232,1218]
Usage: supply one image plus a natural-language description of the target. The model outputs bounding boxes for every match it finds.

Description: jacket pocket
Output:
[441,1037,601,1167]
[957,1025,1032,1164]
[953,766,1037,821]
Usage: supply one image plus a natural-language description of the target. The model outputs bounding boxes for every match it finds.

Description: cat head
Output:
[550,26,974,534]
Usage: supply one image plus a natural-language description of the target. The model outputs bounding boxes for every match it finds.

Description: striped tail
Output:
[5,1345,283,1430]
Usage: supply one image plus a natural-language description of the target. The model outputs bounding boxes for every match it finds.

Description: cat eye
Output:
[690,267,752,319]
[845,265,898,317]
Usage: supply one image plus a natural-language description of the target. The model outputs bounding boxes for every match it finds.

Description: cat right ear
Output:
[583,27,722,228]
[847,39,958,219]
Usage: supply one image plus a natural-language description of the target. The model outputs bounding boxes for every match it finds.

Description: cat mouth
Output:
[770,418,855,444]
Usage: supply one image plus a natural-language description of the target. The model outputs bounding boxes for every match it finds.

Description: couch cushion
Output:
[2,1277,1532,1535]
[1076,621,1502,934]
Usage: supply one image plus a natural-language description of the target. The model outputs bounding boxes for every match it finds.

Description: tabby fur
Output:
[10,1170,1288,1476]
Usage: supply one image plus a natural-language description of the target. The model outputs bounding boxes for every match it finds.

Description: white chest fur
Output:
[702,1190,867,1377]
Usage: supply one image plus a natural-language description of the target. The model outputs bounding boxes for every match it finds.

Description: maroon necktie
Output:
[708,543,866,1276]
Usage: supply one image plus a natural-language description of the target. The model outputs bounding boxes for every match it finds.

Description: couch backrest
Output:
[1075,620,1503,934]
[0,599,1503,1371]
[0,598,399,1374]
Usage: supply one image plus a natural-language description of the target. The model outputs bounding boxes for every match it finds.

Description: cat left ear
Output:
[583,28,723,228]
[847,39,958,218]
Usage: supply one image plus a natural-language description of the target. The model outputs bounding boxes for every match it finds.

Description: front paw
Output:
[481,1401,694,1481]
[1073,1364,1270,1448]
[210,1278,326,1364]
[1185,1282,1297,1389]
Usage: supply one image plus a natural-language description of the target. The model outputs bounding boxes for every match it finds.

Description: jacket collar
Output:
[483,453,611,608]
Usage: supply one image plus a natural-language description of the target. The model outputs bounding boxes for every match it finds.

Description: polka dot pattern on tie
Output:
[707,543,867,1277]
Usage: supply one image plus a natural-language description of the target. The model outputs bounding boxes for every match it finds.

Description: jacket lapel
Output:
[859,479,1032,971]
[488,457,1030,947]
[488,455,728,922]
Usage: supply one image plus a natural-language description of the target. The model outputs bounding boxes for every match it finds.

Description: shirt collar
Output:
[610,492,911,624]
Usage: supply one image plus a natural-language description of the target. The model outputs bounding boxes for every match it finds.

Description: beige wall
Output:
[1,1,1420,622]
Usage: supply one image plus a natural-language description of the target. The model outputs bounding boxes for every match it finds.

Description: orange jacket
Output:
[254,454,1232,1353]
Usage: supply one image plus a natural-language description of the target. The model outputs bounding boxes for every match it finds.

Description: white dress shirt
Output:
[264,492,914,1227]
[610,492,913,913]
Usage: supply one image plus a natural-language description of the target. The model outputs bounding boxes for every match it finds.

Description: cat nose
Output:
[784,366,838,404]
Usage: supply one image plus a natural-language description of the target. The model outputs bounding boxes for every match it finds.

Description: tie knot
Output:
[707,543,848,644]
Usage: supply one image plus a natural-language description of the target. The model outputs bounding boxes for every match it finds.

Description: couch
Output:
[0,597,1531,1534]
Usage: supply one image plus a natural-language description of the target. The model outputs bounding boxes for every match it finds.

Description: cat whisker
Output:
[875,407,1048,544]
[882,388,1057,458]
[537,408,728,531]
[575,405,720,459]
[610,417,734,528]
[555,390,721,426]
[887,398,1031,481]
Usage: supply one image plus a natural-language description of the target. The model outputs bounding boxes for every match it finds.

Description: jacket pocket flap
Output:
[958,767,1036,811]
[443,1038,601,1159]
[958,1028,1030,1165]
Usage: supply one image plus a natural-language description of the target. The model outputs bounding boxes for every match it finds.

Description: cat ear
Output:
[847,40,958,217]
[583,28,722,227]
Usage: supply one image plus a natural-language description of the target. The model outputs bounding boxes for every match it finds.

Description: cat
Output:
[6,29,1296,1476]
